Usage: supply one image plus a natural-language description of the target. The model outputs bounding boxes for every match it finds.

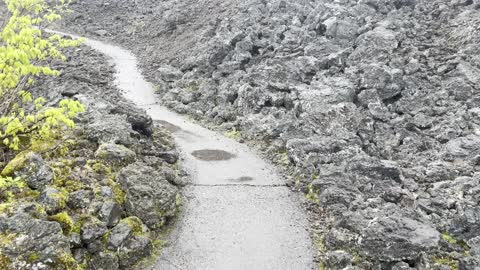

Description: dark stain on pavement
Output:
[229,176,254,182]
[157,120,182,132]
[191,149,236,161]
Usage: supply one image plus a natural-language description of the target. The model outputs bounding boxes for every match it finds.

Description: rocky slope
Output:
[60,0,480,269]
[0,43,183,269]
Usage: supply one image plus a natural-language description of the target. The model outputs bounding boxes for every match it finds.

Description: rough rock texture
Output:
[17,153,54,191]
[0,38,182,269]
[60,0,480,268]
[117,162,178,230]
[0,204,70,270]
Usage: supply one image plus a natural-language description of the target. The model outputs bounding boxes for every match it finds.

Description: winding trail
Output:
[76,35,316,269]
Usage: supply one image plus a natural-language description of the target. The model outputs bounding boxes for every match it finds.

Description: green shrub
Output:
[0,0,84,195]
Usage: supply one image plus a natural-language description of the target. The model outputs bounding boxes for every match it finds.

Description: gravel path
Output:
[79,35,316,270]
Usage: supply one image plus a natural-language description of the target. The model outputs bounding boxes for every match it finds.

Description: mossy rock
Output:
[121,216,145,236]
[1,151,31,176]
[94,143,136,165]
[48,212,75,235]
[37,187,69,214]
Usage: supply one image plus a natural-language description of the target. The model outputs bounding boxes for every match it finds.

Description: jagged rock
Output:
[156,150,179,164]
[85,113,134,146]
[342,207,440,261]
[111,101,153,136]
[68,189,94,209]
[16,153,53,190]
[107,221,132,250]
[349,27,398,63]
[324,17,358,41]
[94,29,108,36]
[392,262,415,270]
[117,162,178,229]
[325,250,352,269]
[468,237,480,256]
[459,256,480,270]
[98,201,122,228]
[0,210,70,269]
[95,143,136,165]
[117,235,152,268]
[80,219,108,244]
[89,252,120,270]
[448,206,480,241]
[99,186,114,199]
[70,232,82,248]
[37,187,66,214]
[157,64,183,82]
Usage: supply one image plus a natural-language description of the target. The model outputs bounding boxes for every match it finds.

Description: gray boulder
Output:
[117,235,152,268]
[98,201,123,228]
[107,221,133,250]
[95,143,136,165]
[80,218,108,244]
[342,207,440,261]
[37,187,67,214]
[325,250,353,269]
[117,162,179,229]
[157,64,183,82]
[68,189,94,209]
[16,153,53,190]
[0,211,70,269]
[88,252,119,270]
[110,101,153,136]
[85,113,134,146]
[349,27,398,63]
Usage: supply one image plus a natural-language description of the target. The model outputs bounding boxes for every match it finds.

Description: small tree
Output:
[0,0,84,200]
[0,0,84,158]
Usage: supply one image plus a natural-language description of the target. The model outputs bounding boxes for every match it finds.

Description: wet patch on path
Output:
[229,176,254,182]
[191,149,236,161]
[156,120,182,132]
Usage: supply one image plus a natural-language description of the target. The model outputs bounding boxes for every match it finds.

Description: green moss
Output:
[175,194,182,207]
[184,81,199,92]
[20,189,40,199]
[224,129,241,140]
[71,214,89,234]
[433,256,459,270]
[1,152,30,176]
[50,188,69,210]
[313,234,326,254]
[63,180,84,193]
[31,203,47,219]
[107,177,125,205]
[131,225,174,269]
[0,254,11,270]
[278,152,290,166]
[56,252,83,270]
[86,160,111,175]
[27,252,40,263]
[48,212,74,235]
[101,230,112,245]
[0,203,14,215]
[92,162,111,174]
[52,166,72,187]
[442,232,457,244]
[441,232,469,250]
[0,233,16,248]
[306,184,319,203]
[121,216,144,236]
[349,249,363,266]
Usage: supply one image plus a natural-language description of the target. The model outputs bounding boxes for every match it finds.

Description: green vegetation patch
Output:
[121,216,145,236]
[48,212,74,235]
